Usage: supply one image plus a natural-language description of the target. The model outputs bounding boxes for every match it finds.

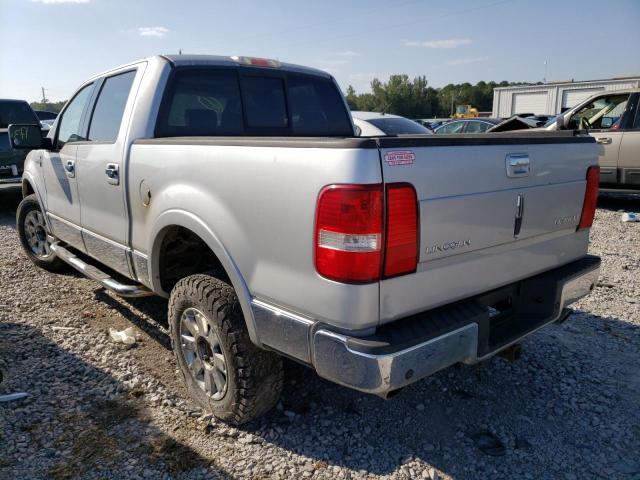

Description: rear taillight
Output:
[384,183,419,278]
[315,184,383,283]
[314,183,419,283]
[578,165,600,230]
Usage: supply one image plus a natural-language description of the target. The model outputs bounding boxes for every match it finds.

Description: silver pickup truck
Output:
[10,55,601,424]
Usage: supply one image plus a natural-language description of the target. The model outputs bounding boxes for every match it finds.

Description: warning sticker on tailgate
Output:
[384,150,415,166]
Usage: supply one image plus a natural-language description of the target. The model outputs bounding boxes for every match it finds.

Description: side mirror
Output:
[353,125,362,136]
[8,124,44,149]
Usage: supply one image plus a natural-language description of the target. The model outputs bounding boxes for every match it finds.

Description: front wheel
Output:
[16,194,66,272]
[168,274,283,424]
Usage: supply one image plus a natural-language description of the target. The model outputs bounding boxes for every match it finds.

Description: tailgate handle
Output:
[506,154,530,178]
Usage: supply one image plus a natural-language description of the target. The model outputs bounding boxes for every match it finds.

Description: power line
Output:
[227,0,425,45]
[271,0,517,50]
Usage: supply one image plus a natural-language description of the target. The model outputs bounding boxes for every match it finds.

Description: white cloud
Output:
[335,51,358,57]
[404,38,472,49]
[447,56,489,65]
[138,26,170,38]
[31,0,90,3]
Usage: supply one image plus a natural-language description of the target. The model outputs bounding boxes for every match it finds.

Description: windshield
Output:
[367,117,431,135]
[0,101,39,128]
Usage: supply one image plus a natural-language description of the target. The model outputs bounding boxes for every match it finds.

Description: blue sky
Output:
[1,0,639,102]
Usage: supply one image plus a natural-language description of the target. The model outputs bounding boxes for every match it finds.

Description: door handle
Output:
[506,153,530,178]
[105,163,119,185]
[596,137,612,144]
[64,160,75,178]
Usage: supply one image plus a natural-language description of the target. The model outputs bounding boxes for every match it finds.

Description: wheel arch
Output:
[148,209,261,346]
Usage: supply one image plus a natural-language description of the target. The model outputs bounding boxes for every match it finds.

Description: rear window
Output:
[155,68,352,137]
[367,117,430,135]
[288,74,353,135]
[0,101,39,128]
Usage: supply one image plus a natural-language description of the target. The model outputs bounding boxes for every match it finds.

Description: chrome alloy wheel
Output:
[23,210,52,259]
[179,307,228,400]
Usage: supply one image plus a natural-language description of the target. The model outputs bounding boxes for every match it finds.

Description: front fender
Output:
[22,151,51,230]
[148,209,261,346]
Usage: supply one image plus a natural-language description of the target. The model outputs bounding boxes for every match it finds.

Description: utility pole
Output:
[41,87,48,105]
[543,60,549,84]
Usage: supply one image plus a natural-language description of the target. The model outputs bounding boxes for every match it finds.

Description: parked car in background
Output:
[352,111,432,136]
[524,114,555,127]
[414,118,450,130]
[0,99,42,184]
[434,118,502,134]
[546,89,640,191]
[34,110,58,127]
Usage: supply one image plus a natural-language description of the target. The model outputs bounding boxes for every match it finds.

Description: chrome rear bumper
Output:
[312,256,600,396]
[252,255,600,397]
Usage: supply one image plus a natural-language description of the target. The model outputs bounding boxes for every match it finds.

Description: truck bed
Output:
[130,130,596,333]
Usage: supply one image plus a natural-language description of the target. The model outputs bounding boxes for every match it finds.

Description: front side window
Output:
[88,71,136,142]
[436,121,465,134]
[570,94,629,130]
[56,83,93,148]
[464,121,491,133]
[633,99,640,129]
[241,76,287,129]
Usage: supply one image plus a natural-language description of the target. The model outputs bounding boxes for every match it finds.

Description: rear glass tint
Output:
[158,69,244,136]
[288,74,352,136]
[156,67,354,137]
[368,117,430,135]
[241,76,288,129]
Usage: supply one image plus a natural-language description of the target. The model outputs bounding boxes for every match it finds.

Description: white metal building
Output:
[492,76,640,117]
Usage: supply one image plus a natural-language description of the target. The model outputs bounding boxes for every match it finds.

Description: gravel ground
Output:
[0,185,639,480]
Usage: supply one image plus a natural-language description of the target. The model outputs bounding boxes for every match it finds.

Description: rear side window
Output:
[88,70,136,142]
[157,69,243,136]
[288,74,352,136]
[155,67,353,137]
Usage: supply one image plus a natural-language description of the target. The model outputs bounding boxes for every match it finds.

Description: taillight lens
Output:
[315,184,383,283]
[315,182,420,283]
[578,165,600,230]
[384,183,419,277]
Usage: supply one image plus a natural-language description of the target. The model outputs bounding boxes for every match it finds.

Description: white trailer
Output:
[492,76,640,117]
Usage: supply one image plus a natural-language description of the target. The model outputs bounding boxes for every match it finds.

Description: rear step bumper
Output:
[50,243,153,298]
[311,255,600,397]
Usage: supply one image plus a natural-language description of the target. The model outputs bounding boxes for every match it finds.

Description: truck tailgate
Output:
[378,133,597,323]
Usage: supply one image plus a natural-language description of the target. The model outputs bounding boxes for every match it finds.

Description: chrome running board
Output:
[50,243,153,298]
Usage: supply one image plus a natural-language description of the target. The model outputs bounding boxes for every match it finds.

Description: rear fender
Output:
[148,209,260,346]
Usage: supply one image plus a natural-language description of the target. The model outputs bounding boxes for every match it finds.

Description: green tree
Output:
[30,101,66,113]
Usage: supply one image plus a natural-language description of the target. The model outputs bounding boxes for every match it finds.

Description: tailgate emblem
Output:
[384,150,415,166]
[506,153,530,178]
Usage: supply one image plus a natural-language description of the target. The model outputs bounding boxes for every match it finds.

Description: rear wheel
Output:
[16,194,66,272]
[169,273,283,424]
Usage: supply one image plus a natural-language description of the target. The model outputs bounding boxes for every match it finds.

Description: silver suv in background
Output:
[547,89,640,191]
